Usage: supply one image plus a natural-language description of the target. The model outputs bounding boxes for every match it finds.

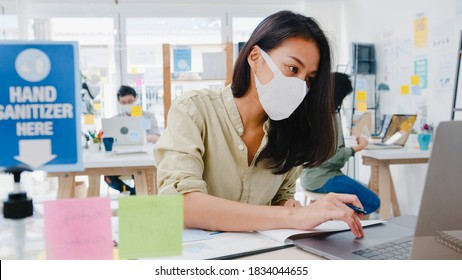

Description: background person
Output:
[104,85,161,195]
[300,72,380,214]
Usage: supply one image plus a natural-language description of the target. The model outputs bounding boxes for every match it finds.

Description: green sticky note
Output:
[118,195,183,259]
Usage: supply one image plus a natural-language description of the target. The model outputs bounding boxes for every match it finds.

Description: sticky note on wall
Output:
[118,195,183,259]
[411,75,420,86]
[401,85,410,95]
[83,114,94,125]
[44,197,113,260]
[357,101,367,112]
[356,91,367,101]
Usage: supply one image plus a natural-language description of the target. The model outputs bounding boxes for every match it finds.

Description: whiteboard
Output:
[455,53,462,109]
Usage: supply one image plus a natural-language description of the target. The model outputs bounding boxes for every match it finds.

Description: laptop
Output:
[101,116,146,146]
[366,114,417,149]
[294,121,462,260]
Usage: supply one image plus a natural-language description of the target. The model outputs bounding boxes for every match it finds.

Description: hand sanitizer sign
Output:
[0,42,83,172]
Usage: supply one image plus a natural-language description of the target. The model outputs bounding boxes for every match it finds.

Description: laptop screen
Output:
[382,114,417,145]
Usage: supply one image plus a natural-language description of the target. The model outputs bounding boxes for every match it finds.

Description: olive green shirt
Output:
[300,113,354,191]
[154,86,300,205]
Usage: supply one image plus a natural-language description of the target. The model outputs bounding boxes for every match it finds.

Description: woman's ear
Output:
[247,46,261,70]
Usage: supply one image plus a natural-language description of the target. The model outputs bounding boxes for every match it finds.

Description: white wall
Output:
[305,0,346,71]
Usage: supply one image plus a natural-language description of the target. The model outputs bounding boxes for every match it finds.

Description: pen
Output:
[346,204,367,215]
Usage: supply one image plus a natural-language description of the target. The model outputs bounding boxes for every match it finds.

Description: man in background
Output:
[104,85,161,195]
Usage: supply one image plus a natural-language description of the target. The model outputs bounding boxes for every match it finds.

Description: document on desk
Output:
[153,220,383,260]
[258,219,384,244]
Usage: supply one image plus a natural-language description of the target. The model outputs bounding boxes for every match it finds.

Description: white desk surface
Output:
[361,148,431,160]
[83,144,155,169]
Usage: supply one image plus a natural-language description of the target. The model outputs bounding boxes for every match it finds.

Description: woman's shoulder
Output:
[175,88,222,106]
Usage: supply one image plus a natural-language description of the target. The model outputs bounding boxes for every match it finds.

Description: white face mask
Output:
[254,48,309,120]
[121,104,133,115]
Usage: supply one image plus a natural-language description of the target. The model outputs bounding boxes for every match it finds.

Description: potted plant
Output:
[418,123,433,150]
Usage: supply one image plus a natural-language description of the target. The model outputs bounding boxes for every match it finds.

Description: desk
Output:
[237,246,323,260]
[48,145,157,198]
[361,149,430,219]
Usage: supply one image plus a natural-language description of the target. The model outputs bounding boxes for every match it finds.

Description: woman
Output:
[300,72,380,214]
[155,11,364,238]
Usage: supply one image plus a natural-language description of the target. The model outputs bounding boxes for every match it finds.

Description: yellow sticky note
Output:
[357,101,367,112]
[84,114,94,125]
[131,105,142,117]
[356,91,367,101]
[401,85,410,95]
[130,67,137,74]
[118,196,183,259]
[411,75,420,86]
[93,102,102,111]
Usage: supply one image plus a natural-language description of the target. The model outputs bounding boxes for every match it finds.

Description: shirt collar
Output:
[221,85,245,136]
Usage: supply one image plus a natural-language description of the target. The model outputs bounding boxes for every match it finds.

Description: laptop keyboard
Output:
[352,237,413,260]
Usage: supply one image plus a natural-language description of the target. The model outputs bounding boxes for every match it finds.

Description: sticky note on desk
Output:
[118,195,183,259]
[44,197,113,260]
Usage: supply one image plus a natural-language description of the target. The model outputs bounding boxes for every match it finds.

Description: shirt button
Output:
[238,144,244,151]
[238,127,244,134]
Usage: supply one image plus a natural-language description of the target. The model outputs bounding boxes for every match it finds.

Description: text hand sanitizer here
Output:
[0,86,74,136]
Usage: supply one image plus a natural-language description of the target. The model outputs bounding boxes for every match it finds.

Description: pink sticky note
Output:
[135,77,142,87]
[44,197,113,260]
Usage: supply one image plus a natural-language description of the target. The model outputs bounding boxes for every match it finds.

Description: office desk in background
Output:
[361,149,430,220]
[48,145,157,199]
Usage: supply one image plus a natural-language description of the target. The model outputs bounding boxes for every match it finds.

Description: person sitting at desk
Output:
[300,72,380,214]
[154,11,364,237]
[104,85,161,195]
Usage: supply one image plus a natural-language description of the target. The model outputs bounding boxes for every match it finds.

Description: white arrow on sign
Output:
[14,139,57,169]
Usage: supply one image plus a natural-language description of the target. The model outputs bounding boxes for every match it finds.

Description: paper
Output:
[43,197,113,260]
[259,220,384,244]
[118,195,183,259]
[401,85,410,95]
[183,229,214,243]
[83,114,94,125]
[414,14,428,49]
[411,75,420,86]
[173,47,192,72]
[357,101,367,112]
[131,105,142,117]
[412,86,422,96]
[356,90,367,101]
[414,58,428,89]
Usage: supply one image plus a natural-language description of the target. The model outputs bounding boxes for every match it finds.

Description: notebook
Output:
[101,116,146,146]
[294,120,462,259]
[366,114,417,149]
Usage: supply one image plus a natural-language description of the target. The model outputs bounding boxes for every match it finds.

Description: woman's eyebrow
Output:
[288,55,305,68]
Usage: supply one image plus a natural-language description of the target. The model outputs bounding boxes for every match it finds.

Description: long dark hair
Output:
[231,10,336,174]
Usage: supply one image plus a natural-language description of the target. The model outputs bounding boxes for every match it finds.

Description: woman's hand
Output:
[282,199,302,208]
[291,193,365,238]
[353,136,369,153]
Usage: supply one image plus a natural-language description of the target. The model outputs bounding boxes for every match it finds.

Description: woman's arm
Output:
[184,191,364,238]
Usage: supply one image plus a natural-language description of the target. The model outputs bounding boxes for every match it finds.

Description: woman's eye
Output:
[288,66,299,74]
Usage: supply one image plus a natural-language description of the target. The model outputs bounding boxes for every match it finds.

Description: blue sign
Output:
[0,42,83,172]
